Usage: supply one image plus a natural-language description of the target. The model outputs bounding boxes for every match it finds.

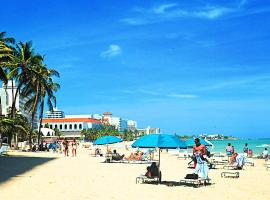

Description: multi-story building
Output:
[0,81,38,128]
[45,107,65,118]
[102,112,128,132]
[40,117,102,138]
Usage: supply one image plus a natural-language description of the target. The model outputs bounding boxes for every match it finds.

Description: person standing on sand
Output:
[226,143,233,156]
[192,138,206,168]
[71,138,77,157]
[63,138,69,156]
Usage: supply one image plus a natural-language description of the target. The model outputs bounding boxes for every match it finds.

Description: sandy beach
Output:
[0,146,269,200]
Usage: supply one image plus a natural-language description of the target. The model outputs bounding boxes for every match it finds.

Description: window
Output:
[50,125,53,129]
[64,124,67,129]
[55,124,58,129]
[60,124,62,130]
[79,124,82,129]
[69,124,72,129]
[74,124,77,129]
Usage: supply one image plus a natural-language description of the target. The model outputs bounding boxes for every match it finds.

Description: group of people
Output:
[226,143,253,157]
[62,138,78,157]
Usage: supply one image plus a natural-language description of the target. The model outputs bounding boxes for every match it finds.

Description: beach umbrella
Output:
[93,136,123,152]
[132,134,187,181]
[185,137,213,148]
[93,136,122,145]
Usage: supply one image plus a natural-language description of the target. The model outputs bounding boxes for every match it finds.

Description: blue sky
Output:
[1,0,270,138]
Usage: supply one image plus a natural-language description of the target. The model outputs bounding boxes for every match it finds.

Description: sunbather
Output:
[125,152,144,161]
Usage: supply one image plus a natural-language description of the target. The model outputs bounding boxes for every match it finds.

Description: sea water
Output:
[169,139,270,155]
[209,139,270,155]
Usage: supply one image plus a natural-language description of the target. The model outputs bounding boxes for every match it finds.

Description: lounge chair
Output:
[245,161,255,167]
[221,171,240,178]
[223,165,243,170]
[136,171,162,184]
[0,143,9,156]
[179,177,211,187]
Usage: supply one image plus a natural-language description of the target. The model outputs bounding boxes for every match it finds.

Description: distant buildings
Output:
[0,81,38,128]
[40,109,160,138]
[102,112,128,132]
[137,126,160,135]
[45,107,65,118]
[41,117,102,138]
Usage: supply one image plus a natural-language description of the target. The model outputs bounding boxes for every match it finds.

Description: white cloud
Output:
[153,3,178,14]
[121,2,251,25]
[168,94,199,99]
[194,7,232,19]
[100,44,121,58]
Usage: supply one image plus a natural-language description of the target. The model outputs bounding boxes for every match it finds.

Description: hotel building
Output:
[40,117,102,138]
[45,107,65,118]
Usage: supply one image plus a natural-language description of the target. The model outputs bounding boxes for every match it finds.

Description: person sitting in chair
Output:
[112,149,124,161]
[145,162,159,178]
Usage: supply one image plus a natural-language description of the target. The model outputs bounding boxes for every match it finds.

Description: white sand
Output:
[0,146,269,200]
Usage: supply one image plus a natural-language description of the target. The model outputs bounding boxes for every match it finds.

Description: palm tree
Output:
[0,31,14,83]
[22,62,60,146]
[6,41,43,119]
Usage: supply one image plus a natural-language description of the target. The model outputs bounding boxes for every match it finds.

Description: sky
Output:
[1,0,270,138]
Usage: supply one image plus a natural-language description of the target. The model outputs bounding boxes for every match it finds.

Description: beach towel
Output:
[194,155,209,179]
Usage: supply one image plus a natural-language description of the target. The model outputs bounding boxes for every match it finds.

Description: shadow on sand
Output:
[0,156,56,185]
[141,180,214,188]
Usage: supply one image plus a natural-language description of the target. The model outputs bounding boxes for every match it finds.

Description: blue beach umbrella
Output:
[132,134,186,171]
[93,136,123,145]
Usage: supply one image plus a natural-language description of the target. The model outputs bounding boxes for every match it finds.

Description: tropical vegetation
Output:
[81,125,138,142]
[0,31,60,149]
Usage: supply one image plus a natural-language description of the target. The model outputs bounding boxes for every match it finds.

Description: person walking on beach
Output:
[63,138,69,156]
[192,138,206,168]
[71,138,77,157]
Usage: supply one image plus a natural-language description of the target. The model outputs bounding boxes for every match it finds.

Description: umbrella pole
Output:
[158,148,161,183]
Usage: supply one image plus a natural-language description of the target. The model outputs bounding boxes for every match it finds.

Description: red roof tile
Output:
[41,118,102,124]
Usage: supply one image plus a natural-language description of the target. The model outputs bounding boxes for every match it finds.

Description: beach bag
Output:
[185,173,198,179]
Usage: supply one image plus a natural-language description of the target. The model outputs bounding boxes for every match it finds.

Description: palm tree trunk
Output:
[37,99,44,145]
[29,83,39,149]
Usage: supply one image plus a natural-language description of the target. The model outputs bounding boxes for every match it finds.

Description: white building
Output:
[137,126,160,135]
[127,120,137,131]
[102,112,128,132]
[45,107,65,118]
[40,117,102,137]
[40,128,55,137]
[0,81,38,128]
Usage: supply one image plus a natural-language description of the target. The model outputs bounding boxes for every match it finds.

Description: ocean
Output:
[209,139,270,155]
[173,139,270,155]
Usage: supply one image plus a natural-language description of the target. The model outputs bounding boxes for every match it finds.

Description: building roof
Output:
[103,112,112,115]
[41,118,102,124]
